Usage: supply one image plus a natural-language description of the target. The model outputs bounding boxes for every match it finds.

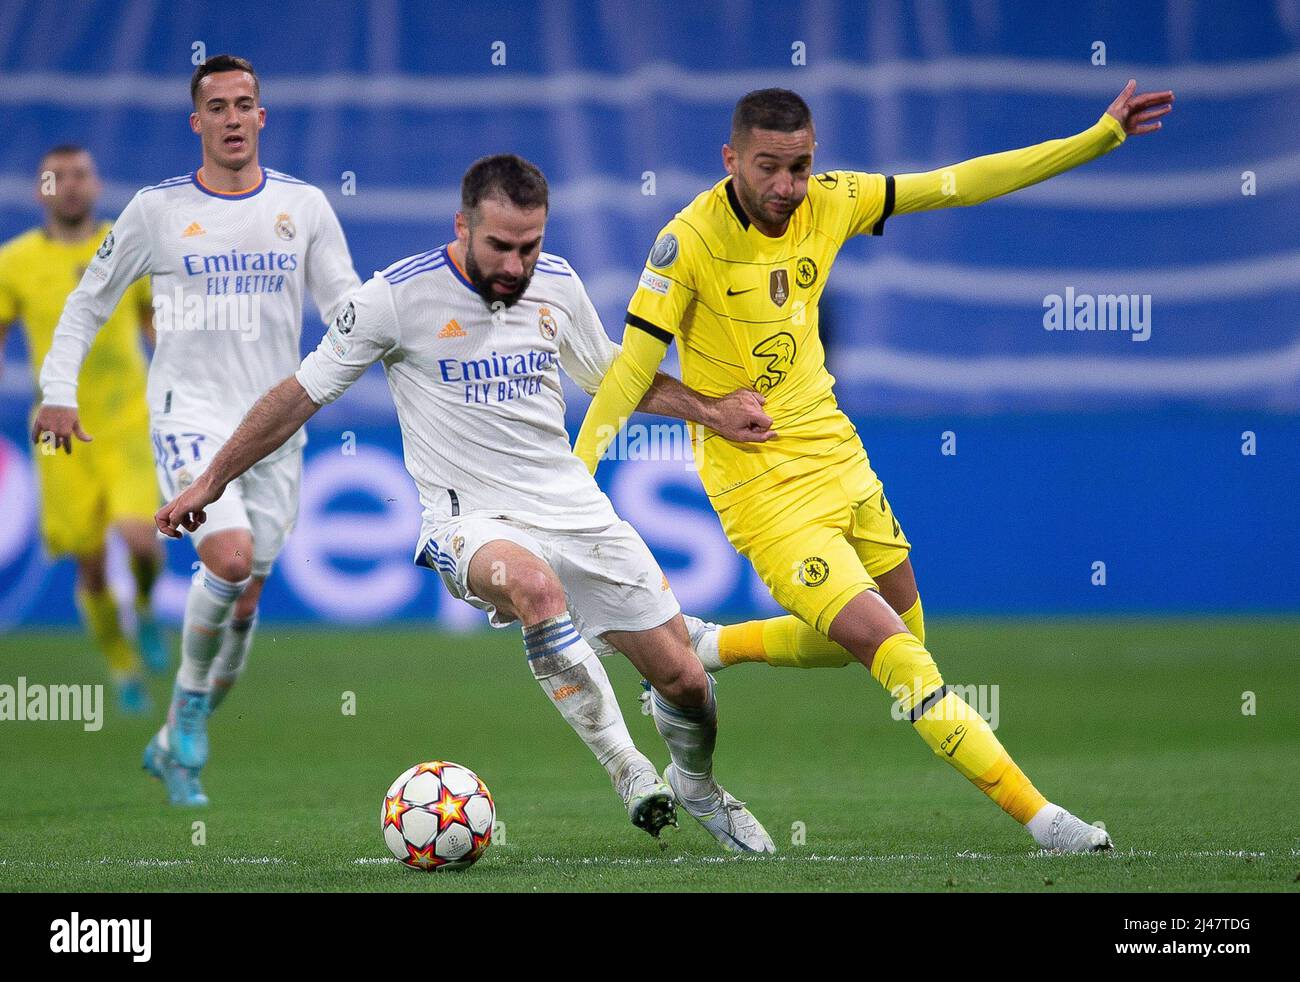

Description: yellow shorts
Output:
[32,402,158,558]
[716,441,910,635]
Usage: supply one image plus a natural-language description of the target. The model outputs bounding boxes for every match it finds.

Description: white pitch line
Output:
[0,848,1280,871]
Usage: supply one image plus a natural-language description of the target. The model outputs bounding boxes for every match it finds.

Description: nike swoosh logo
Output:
[726,286,755,296]
[945,731,966,757]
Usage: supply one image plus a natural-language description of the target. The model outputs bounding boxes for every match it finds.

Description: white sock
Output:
[650,677,718,802]
[524,614,647,784]
[681,614,724,672]
[1027,802,1065,847]
[175,567,247,693]
[207,611,257,713]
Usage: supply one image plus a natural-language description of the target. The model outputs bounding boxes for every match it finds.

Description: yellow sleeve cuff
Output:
[573,324,669,473]
[1097,111,1128,144]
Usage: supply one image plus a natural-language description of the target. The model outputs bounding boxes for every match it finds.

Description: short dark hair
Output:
[730,88,813,144]
[190,54,259,107]
[460,154,549,216]
[39,144,90,169]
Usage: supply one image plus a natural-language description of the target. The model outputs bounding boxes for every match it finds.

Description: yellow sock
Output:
[76,588,140,679]
[719,593,925,669]
[718,615,852,668]
[871,632,1047,825]
[899,594,925,645]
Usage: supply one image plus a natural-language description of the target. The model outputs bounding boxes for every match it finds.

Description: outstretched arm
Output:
[156,377,319,537]
[562,261,775,463]
[891,80,1172,216]
[638,372,775,444]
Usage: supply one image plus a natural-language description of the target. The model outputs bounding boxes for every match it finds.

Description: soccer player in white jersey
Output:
[32,55,362,806]
[156,155,776,852]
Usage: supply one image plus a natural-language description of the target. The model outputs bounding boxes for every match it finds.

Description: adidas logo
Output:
[437,319,466,339]
[181,222,205,237]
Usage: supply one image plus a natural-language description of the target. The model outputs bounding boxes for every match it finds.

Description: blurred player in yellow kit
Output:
[577,82,1173,851]
[0,145,168,712]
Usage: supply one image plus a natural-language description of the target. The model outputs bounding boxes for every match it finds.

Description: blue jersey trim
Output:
[386,258,446,285]
[264,168,307,185]
[140,174,192,194]
[383,249,451,284]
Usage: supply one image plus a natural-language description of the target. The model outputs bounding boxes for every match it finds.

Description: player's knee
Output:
[828,589,911,669]
[654,648,709,708]
[508,564,565,622]
[204,552,253,585]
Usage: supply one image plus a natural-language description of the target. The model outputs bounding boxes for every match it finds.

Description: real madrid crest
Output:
[769,268,790,307]
[538,306,557,341]
[274,213,296,241]
[452,535,465,558]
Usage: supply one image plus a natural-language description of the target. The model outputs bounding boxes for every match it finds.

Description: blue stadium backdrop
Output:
[1,0,1296,628]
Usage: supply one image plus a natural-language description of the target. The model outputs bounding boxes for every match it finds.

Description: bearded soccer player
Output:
[0,145,168,714]
[575,82,1174,852]
[155,154,774,853]
[33,56,361,806]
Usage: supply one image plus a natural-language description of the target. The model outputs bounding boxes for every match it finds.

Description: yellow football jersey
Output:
[0,221,150,429]
[626,171,889,502]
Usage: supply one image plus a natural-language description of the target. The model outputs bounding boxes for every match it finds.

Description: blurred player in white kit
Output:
[33,55,361,805]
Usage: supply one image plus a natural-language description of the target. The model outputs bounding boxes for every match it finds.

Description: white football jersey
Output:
[295,245,622,540]
[40,167,360,456]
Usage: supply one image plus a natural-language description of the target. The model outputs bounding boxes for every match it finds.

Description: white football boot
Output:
[664,763,775,854]
[615,759,677,839]
[1033,806,1114,853]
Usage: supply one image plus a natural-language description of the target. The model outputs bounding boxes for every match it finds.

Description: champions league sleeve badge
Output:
[648,232,679,269]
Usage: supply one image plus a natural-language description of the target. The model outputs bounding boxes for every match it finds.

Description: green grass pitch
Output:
[1,618,1296,892]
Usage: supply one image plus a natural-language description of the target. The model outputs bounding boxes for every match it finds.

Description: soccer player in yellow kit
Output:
[576,82,1173,852]
[0,145,168,712]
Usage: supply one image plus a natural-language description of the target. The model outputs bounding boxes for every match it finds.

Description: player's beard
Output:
[734,174,799,229]
[49,203,93,232]
[465,246,532,309]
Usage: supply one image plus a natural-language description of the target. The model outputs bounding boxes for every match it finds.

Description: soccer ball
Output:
[381,761,495,871]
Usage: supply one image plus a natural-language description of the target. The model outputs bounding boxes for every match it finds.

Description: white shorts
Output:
[416,516,680,648]
[152,424,302,578]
